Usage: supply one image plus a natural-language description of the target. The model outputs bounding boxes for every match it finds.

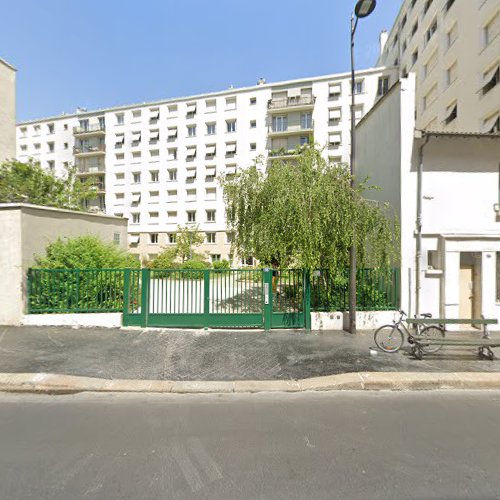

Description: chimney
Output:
[257,78,266,85]
[379,30,388,56]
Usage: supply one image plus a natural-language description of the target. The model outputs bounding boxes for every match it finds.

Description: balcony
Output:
[267,95,316,113]
[73,123,106,137]
[76,164,105,176]
[267,148,303,161]
[268,120,314,137]
[73,144,106,156]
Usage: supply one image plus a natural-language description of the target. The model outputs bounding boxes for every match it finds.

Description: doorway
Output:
[459,252,482,325]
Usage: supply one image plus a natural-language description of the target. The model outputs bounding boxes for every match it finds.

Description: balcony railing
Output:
[76,164,105,174]
[267,95,316,110]
[269,120,314,135]
[73,123,106,134]
[73,144,106,155]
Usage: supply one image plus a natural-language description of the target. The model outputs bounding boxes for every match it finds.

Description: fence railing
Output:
[26,267,399,315]
[27,269,126,313]
[310,268,399,312]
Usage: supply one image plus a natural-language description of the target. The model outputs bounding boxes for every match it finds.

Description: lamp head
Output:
[354,0,376,18]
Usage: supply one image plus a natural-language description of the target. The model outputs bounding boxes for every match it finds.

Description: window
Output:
[483,113,499,134]
[20,126,27,137]
[79,119,89,131]
[329,132,342,147]
[149,191,159,202]
[186,167,197,180]
[445,0,455,12]
[167,190,178,202]
[186,146,197,159]
[481,65,499,95]
[392,33,399,47]
[206,232,216,244]
[47,142,54,152]
[484,13,499,47]
[354,105,364,121]
[401,14,407,28]
[377,77,390,96]
[167,212,177,222]
[206,187,216,200]
[113,232,121,245]
[205,99,216,113]
[329,108,342,122]
[206,210,216,222]
[402,40,407,53]
[150,149,159,157]
[328,83,342,98]
[225,164,237,175]
[354,80,364,94]
[168,169,177,181]
[168,148,177,161]
[115,153,124,161]
[423,84,437,110]
[444,102,457,125]
[250,142,256,151]
[411,21,418,37]
[150,233,159,244]
[186,189,196,202]
[187,211,196,223]
[115,133,125,148]
[20,144,27,151]
[132,151,141,159]
[301,113,312,129]
[132,110,141,119]
[272,115,288,132]
[423,50,438,79]
[423,0,432,15]
[412,50,419,65]
[167,127,178,140]
[168,104,178,117]
[63,124,68,131]
[226,97,237,110]
[226,120,236,133]
[187,125,197,137]
[115,193,124,201]
[425,19,437,44]
[130,234,140,245]
[225,142,237,156]
[206,144,216,157]
[206,122,216,135]
[132,213,140,224]
[116,113,124,125]
[116,173,125,182]
[33,125,41,135]
[149,108,159,123]
[47,123,54,134]
[446,61,458,87]
[149,212,159,221]
[150,171,159,182]
[447,22,458,48]
[250,97,257,105]
[64,142,68,150]
[206,165,216,178]
[168,233,176,243]
[299,136,309,146]
[34,143,41,150]
[131,192,141,205]
[131,131,141,144]
[211,254,221,263]
[186,102,197,116]
[226,232,233,244]
[149,129,160,144]
[250,120,256,128]
[496,253,500,302]
[47,160,55,171]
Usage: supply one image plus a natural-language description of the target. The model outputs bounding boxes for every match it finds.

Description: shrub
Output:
[212,259,230,270]
[180,259,209,279]
[147,248,178,270]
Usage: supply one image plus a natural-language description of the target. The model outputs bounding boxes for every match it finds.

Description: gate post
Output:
[303,270,312,330]
[140,268,150,327]
[203,270,210,329]
[263,268,272,331]
[123,268,131,324]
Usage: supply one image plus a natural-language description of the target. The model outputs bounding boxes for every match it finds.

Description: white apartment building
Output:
[0,57,16,162]
[16,67,395,263]
[377,0,499,133]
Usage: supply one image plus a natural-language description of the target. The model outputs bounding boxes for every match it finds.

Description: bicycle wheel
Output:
[374,325,405,353]
[419,325,445,354]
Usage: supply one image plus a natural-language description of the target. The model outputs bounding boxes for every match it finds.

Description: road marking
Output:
[172,442,205,492]
[188,437,223,482]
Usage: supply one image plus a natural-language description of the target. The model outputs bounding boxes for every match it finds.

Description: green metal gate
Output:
[122,268,310,330]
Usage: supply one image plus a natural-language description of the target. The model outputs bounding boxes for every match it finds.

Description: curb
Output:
[1,372,500,394]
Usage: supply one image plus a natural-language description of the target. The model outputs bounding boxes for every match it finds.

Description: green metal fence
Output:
[27,268,126,313]
[310,268,399,312]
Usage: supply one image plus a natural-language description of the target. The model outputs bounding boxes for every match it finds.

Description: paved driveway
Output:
[0,326,500,380]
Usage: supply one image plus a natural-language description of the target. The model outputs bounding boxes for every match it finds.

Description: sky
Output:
[0,0,402,122]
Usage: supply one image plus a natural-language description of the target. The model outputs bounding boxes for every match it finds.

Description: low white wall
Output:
[21,313,122,328]
[312,311,398,331]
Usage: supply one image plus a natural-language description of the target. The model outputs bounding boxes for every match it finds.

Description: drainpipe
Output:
[415,131,430,316]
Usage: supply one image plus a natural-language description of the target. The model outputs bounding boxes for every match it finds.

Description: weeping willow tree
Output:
[219,145,398,275]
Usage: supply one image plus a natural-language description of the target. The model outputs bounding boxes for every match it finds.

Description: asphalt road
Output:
[1,391,500,499]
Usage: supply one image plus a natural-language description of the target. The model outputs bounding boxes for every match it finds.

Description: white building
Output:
[377,0,499,133]
[16,67,396,263]
[0,57,16,162]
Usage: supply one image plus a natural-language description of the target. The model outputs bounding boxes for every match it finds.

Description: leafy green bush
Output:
[179,259,209,279]
[147,248,178,270]
[212,259,230,270]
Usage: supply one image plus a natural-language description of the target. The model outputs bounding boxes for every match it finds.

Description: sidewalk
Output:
[0,326,499,382]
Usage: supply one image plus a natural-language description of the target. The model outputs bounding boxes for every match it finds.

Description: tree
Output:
[0,159,96,210]
[35,235,139,269]
[220,145,398,275]
[174,225,205,262]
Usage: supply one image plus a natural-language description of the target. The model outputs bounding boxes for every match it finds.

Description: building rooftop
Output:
[0,56,16,71]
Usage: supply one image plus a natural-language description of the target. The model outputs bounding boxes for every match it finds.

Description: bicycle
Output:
[373,310,445,353]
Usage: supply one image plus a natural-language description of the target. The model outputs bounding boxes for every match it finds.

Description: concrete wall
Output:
[0,58,16,162]
[0,204,128,325]
[311,311,397,331]
[21,313,122,328]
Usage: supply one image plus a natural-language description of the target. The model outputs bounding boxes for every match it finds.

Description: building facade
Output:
[16,68,395,262]
[0,57,16,162]
[377,0,499,133]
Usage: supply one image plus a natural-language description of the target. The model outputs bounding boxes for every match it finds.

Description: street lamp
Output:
[349,0,376,335]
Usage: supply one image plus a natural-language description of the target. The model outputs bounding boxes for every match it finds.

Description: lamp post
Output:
[349,0,376,334]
